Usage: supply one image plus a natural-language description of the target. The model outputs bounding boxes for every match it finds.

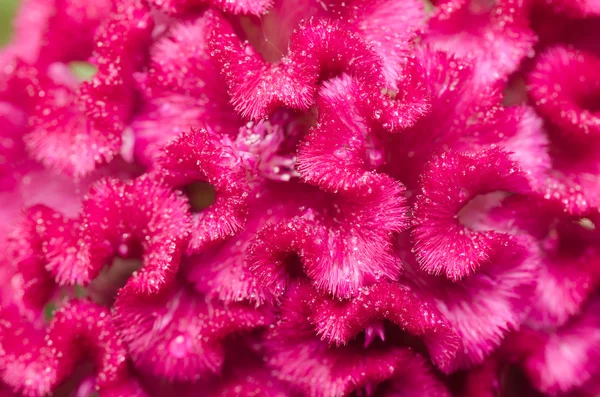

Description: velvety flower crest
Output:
[0,0,599,396]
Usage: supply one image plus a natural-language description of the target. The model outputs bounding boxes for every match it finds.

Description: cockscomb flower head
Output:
[0,0,598,396]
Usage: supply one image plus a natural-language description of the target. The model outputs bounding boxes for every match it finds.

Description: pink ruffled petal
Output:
[208,12,383,120]
[250,75,408,298]
[207,11,315,120]
[131,14,239,167]
[424,0,537,89]
[528,46,600,140]
[155,129,250,253]
[517,297,600,395]
[461,106,551,189]
[238,0,318,62]
[381,48,499,188]
[7,0,114,67]
[3,0,56,65]
[24,0,153,178]
[490,195,600,327]
[5,206,61,319]
[251,203,404,299]
[0,63,42,184]
[401,234,539,371]
[532,249,599,328]
[368,56,431,133]
[0,99,27,177]
[240,0,424,78]
[44,176,191,297]
[496,107,552,188]
[113,282,271,381]
[0,304,49,396]
[23,66,122,178]
[536,228,600,327]
[0,68,96,247]
[212,0,273,14]
[40,0,116,65]
[0,300,143,397]
[149,0,272,15]
[263,283,452,397]
[537,0,600,17]
[287,17,385,108]
[412,148,531,281]
[539,172,597,215]
[341,0,426,88]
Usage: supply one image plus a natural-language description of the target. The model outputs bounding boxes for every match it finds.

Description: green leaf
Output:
[44,302,57,322]
[0,0,19,46]
[68,61,98,81]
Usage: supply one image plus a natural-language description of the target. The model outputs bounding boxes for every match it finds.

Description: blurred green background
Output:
[0,0,19,46]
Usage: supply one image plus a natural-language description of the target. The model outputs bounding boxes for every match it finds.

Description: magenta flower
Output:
[0,0,599,396]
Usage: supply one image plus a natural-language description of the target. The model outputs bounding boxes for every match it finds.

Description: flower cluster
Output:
[0,0,599,396]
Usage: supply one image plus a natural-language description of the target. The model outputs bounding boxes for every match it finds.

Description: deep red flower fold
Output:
[113,282,271,381]
[209,360,289,397]
[246,214,325,300]
[155,129,249,253]
[528,46,600,141]
[0,300,145,397]
[186,180,318,304]
[309,281,460,372]
[460,356,503,397]
[412,148,531,281]
[44,176,191,297]
[263,282,452,397]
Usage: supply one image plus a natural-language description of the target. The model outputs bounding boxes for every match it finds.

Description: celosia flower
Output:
[0,0,599,396]
[423,0,537,90]
[263,281,453,397]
